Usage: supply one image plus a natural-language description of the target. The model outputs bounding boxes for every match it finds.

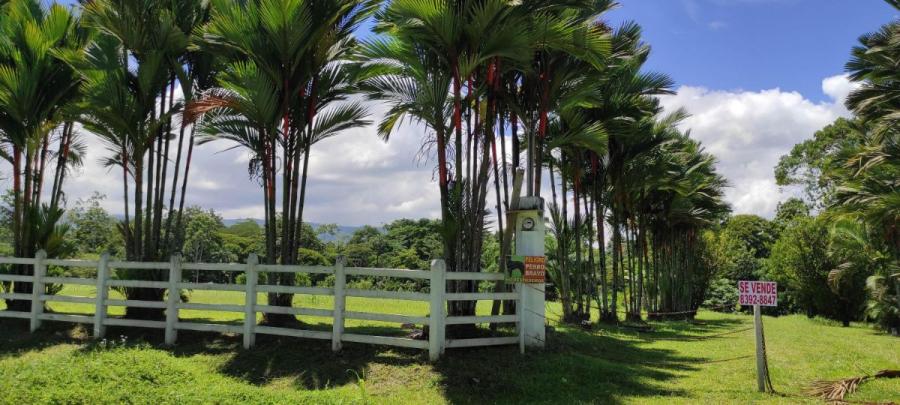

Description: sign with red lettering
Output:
[738,281,778,307]
[523,256,546,283]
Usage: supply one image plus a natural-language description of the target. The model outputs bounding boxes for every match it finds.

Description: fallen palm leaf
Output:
[805,370,900,401]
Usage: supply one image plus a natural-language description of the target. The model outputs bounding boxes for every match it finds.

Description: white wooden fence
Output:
[0,251,524,361]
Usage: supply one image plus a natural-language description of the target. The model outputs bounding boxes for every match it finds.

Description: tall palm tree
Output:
[72,0,195,319]
[842,3,900,255]
[0,0,88,311]
[364,0,532,326]
[366,0,610,329]
[191,0,374,325]
[837,0,900,331]
[163,0,216,254]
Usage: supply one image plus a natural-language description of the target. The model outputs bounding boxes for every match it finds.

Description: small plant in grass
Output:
[348,369,369,404]
[93,335,130,350]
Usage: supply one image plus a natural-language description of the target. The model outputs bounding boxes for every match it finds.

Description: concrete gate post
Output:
[514,196,545,348]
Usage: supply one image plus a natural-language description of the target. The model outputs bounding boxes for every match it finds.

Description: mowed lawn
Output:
[0,286,897,404]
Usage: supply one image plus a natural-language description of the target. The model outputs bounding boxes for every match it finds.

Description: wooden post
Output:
[165,254,182,345]
[332,256,346,352]
[93,253,110,338]
[29,250,47,333]
[754,304,767,392]
[429,259,446,361]
[518,282,525,354]
[243,253,258,349]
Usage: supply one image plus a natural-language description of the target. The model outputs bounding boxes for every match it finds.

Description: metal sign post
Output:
[739,280,777,393]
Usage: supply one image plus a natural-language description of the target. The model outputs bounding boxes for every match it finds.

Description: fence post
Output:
[93,253,110,339]
[243,253,259,349]
[332,256,346,352]
[165,254,182,345]
[429,259,446,361]
[517,282,525,354]
[29,250,47,333]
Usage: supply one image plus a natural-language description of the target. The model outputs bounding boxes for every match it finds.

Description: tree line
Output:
[771,1,899,332]
[703,2,899,333]
[1,0,734,331]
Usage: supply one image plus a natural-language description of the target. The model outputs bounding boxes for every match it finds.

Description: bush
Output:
[348,277,374,290]
[235,271,268,285]
[318,274,335,288]
[865,274,900,334]
[295,273,311,287]
[702,278,738,313]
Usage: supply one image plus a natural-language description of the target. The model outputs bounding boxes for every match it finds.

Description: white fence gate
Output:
[0,251,524,361]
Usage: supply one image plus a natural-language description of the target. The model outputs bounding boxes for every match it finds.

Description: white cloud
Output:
[707,21,727,30]
[822,73,860,105]
[37,74,858,226]
[59,99,441,227]
[659,74,854,218]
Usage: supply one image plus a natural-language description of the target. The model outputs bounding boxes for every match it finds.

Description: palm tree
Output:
[845,2,900,131]
[72,0,197,319]
[837,0,900,331]
[0,0,88,311]
[843,3,900,256]
[544,107,608,321]
[544,20,677,323]
[366,0,611,330]
[159,0,218,255]
[365,0,534,326]
[190,0,374,325]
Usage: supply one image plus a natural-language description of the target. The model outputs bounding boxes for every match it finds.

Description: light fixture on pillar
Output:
[512,196,546,348]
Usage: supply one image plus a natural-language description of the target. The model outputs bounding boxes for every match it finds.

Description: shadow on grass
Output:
[0,319,92,360]
[0,315,744,404]
[431,325,705,405]
[631,317,750,342]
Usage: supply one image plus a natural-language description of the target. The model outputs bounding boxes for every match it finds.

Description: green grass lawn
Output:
[1,286,898,404]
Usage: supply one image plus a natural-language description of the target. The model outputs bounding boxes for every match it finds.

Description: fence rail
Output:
[0,251,524,360]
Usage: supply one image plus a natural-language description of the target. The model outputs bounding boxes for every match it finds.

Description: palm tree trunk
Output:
[559,155,574,320]
[125,158,165,320]
[584,189,596,322]
[7,145,30,312]
[22,145,34,255]
[488,137,505,326]
[12,146,21,257]
[144,130,155,258]
[34,133,50,204]
[164,122,187,251]
[573,160,583,319]
[511,113,519,170]
[610,210,620,322]
[122,152,132,256]
[50,122,73,209]
[156,80,176,254]
[175,126,196,248]
[595,184,610,322]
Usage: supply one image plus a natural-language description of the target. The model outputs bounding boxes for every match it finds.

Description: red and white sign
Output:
[523,256,546,283]
[738,281,778,307]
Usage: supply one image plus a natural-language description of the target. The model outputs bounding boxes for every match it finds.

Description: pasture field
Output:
[0,286,898,404]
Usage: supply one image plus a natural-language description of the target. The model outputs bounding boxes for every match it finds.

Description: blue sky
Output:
[606,0,896,102]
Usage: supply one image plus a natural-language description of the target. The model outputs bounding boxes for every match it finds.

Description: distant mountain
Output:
[312,223,365,242]
[221,218,264,227]
[222,218,364,242]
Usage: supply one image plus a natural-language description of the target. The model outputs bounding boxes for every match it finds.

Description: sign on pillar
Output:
[513,196,545,348]
[738,280,778,393]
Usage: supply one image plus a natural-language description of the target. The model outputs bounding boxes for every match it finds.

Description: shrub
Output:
[702,278,738,313]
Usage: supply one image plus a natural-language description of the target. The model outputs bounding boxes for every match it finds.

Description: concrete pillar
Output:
[514,196,545,348]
